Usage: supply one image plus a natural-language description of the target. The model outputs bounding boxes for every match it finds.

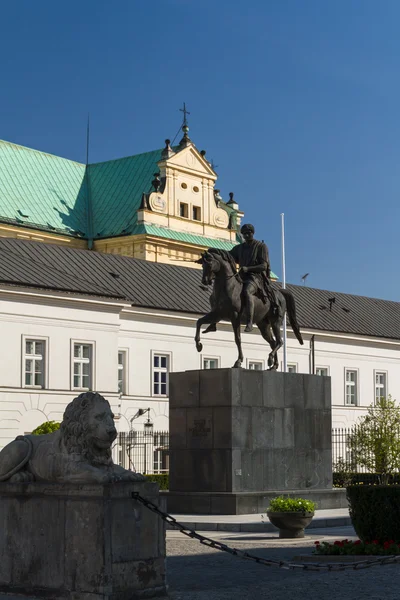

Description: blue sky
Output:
[1,0,400,300]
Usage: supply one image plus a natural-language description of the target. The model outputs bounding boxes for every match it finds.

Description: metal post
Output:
[281,213,287,372]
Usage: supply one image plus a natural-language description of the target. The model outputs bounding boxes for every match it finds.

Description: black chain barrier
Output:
[132,492,400,572]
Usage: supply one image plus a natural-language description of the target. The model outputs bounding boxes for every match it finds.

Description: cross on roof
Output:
[179,102,190,127]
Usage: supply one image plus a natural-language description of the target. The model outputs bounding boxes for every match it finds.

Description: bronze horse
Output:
[195,249,303,370]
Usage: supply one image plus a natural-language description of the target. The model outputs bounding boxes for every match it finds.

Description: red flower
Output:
[372,540,379,545]
[388,540,395,545]
[314,541,320,545]
[354,540,361,545]
[384,542,390,549]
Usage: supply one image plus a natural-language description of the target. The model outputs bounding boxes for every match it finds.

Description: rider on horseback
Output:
[231,223,278,332]
[196,225,302,367]
[204,224,278,334]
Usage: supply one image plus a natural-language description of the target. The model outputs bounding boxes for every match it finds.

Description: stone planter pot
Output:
[267,511,314,538]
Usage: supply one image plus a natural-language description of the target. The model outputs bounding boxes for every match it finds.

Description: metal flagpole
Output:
[281,213,287,372]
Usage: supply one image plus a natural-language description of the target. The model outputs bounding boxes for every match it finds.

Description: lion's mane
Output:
[60,392,113,466]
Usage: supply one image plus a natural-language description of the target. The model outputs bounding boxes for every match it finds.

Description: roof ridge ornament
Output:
[161,139,175,159]
[227,192,239,211]
[178,102,192,150]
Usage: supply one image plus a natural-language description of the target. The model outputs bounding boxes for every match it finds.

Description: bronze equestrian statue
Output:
[195,223,303,370]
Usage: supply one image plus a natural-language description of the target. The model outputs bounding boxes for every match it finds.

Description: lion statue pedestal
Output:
[0,393,167,599]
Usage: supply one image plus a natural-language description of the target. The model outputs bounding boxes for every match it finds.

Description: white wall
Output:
[312,335,400,428]
[1,287,400,449]
[119,309,400,430]
[0,290,124,448]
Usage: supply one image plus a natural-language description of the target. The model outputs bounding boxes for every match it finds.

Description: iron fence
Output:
[117,430,169,475]
[331,427,362,471]
[332,426,400,474]
[117,428,397,476]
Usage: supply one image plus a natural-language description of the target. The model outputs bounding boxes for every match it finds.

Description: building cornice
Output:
[0,286,129,310]
[122,306,400,347]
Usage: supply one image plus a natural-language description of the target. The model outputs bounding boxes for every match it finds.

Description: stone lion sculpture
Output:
[0,392,145,483]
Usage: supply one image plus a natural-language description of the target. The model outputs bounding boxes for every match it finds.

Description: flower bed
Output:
[313,539,400,555]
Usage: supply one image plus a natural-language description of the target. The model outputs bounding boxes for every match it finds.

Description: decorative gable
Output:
[136,139,237,244]
[162,145,217,179]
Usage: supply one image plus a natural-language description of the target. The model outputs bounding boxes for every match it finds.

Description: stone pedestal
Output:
[167,369,333,514]
[0,482,167,599]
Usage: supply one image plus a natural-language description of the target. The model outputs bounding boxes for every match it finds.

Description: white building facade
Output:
[1,281,399,451]
[1,131,397,456]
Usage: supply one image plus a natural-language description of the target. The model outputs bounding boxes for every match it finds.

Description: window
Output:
[153,354,169,396]
[24,339,45,388]
[193,186,200,193]
[248,361,263,371]
[118,350,127,395]
[316,367,329,377]
[203,357,219,369]
[375,371,387,404]
[180,202,188,218]
[73,343,93,390]
[180,182,187,189]
[192,206,201,221]
[287,363,297,373]
[153,432,169,473]
[345,369,358,406]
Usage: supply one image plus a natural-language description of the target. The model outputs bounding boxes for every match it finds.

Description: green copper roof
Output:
[131,223,237,250]
[0,140,87,236]
[136,223,278,277]
[0,139,278,278]
[89,149,164,239]
[0,140,237,245]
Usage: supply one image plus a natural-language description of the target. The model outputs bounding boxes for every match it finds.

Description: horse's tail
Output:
[280,289,304,346]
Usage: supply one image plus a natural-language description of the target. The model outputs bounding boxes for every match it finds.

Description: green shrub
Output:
[31,421,61,435]
[347,485,400,543]
[144,473,169,490]
[267,496,316,514]
[349,396,400,485]
[333,458,354,487]
[334,472,400,488]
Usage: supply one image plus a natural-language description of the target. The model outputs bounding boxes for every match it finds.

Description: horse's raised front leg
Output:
[231,313,244,368]
[195,312,219,353]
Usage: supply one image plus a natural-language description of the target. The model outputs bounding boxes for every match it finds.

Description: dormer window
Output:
[192,206,201,221]
[180,203,189,218]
